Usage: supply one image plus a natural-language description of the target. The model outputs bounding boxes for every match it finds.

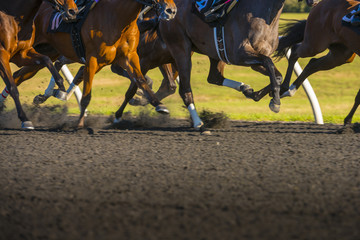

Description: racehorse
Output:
[269,0,360,125]
[6,0,177,129]
[0,0,79,129]
[110,0,316,131]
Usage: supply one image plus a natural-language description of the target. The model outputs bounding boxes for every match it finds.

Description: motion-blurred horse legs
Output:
[282,44,354,98]
[0,49,33,129]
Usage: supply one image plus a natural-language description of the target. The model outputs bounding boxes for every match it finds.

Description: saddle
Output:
[47,0,97,63]
[194,0,238,25]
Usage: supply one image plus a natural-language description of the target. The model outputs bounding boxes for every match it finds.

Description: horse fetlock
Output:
[21,121,34,130]
[240,84,254,98]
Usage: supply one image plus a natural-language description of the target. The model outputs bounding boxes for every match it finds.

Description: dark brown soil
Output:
[0,108,359,240]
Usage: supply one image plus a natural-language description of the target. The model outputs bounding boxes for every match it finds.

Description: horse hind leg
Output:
[344,89,360,125]
[155,64,178,101]
[0,49,33,129]
[286,45,354,96]
[207,58,254,97]
[14,48,67,101]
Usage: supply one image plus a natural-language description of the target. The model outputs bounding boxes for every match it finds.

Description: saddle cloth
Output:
[47,0,97,62]
[194,0,238,24]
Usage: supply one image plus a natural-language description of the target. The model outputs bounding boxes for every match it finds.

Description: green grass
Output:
[1,13,360,124]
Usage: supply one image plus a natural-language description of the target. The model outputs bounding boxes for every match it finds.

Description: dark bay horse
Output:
[6,0,177,129]
[271,0,360,125]
[0,0,78,129]
[111,0,315,131]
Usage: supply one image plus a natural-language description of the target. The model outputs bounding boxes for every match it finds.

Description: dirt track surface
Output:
[0,112,360,240]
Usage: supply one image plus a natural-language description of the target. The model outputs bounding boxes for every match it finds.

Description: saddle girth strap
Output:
[213,26,231,64]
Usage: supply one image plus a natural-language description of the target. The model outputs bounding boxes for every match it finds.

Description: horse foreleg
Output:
[0,49,33,129]
[260,56,281,113]
[280,45,300,96]
[344,89,360,125]
[114,81,138,123]
[78,57,98,129]
[123,53,168,114]
[243,61,283,104]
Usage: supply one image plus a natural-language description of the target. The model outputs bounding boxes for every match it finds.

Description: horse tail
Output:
[274,19,307,60]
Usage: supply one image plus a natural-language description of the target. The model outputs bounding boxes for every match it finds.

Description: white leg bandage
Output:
[223,79,244,91]
[0,87,9,102]
[188,103,203,129]
[44,77,56,97]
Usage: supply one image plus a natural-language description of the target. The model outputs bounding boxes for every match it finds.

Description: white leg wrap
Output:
[0,87,9,102]
[66,82,76,100]
[281,84,297,98]
[44,77,56,97]
[223,79,244,91]
[188,103,203,129]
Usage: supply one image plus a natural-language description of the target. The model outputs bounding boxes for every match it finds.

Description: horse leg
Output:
[283,45,354,97]
[207,58,254,97]
[111,63,154,106]
[280,44,300,96]
[155,64,178,101]
[0,49,33,129]
[114,81,138,123]
[174,53,207,132]
[11,48,67,100]
[120,52,168,114]
[77,57,99,128]
[344,89,360,125]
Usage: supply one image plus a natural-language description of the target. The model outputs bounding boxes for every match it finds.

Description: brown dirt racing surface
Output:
[0,112,360,240]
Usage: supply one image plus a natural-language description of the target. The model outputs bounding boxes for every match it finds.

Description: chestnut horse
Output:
[0,0,78,129]
[7,0,177,129]
[111,0,316,131]
[270,0,360,125]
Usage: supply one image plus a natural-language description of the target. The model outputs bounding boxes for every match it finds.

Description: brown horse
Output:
[0,0,78,129]
[110,0,315,131]
[7,0,177,129]
[269,0,360,125]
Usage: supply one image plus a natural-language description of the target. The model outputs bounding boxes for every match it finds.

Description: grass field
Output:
[1,13,360,124]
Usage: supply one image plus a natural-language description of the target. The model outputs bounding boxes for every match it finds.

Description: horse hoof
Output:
[269,99,280,113]
[129,97,149,106]
[53,89,67,101]
[21,121,34,130]
[200,125,211,135]
[33,94,49,105]
[156,104,170,114]
[113,117,122,124]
